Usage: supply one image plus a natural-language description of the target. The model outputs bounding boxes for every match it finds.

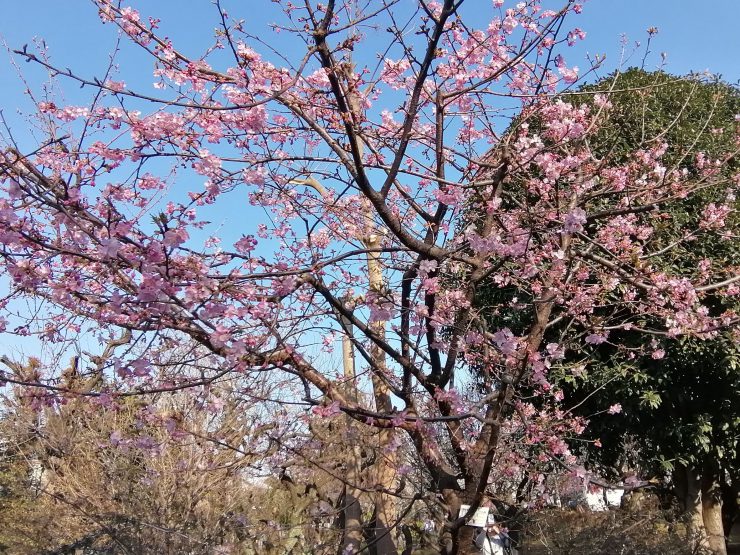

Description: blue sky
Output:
[1,0,736,229]
[574,0,738,81]
[1,0,737,146]
[1,1,737,68]
[0,0,736,369]
[1,0,737,98]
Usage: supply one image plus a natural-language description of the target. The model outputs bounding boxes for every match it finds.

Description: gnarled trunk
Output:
[338,486,364,555]
[680,466,710,553]
[438,488,479,555]
[702,469,727,555]
[675,464,728,555]
[366,234,399,555]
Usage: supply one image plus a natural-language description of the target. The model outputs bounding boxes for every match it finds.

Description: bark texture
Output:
[702,470,727,555]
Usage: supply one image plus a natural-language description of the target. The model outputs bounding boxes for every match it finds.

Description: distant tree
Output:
[0,360,335,554]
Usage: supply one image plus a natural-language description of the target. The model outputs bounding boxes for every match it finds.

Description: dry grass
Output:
[519,508,693,555]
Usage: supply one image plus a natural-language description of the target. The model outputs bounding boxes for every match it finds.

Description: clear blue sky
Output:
[1,0,737,137]
[1,0,737,245]
[1,0,738,286]
[1,0,738,96]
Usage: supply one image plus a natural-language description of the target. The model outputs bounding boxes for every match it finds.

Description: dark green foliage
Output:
[557,69,740,476]
[575,69,739,277]
[566,334,740,477]
[576,69,738,169]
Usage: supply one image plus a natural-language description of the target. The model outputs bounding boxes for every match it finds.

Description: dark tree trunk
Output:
[441,486,487,555]
[365,505,398,555]
[674,465,708,552]
[455,525,480,555]
[721,482,739,547]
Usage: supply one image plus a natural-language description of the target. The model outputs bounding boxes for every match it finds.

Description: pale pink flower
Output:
[585,333,607,345]
[312,401,341,418]
[564,207,587,233]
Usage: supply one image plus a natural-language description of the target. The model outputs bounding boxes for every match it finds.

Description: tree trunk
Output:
[338,325,364,554]
[676,465,710,554]
[365,234,399,555]
[441,485,486,555]
[338,487,364,555]
[343,52,399,550]
[702,469,727,555]
[456,526,481,555]
[722,482,739,550]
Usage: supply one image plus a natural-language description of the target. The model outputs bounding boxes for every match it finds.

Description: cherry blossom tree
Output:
[0,1,737,553]
[522,68,739,555]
